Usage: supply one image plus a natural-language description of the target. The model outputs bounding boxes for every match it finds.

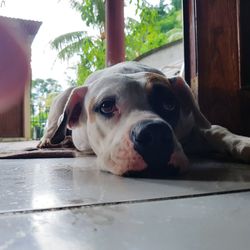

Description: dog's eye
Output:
[99,98,116,117]
[163,102,175,111]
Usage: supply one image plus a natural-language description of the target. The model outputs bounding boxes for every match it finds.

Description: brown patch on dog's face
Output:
[146,72,172,90]
[145,73,180,129]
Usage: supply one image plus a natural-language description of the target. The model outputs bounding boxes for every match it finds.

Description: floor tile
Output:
[0,192,249,250]
[0,157,250,213]
[0,141,37,152]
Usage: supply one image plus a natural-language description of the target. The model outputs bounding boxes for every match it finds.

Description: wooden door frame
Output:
[183,0,250,135]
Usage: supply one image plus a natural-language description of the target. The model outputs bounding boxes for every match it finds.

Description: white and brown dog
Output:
[38,61,250,177]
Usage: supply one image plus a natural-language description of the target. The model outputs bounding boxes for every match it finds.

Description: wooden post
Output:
[105,0,125,66]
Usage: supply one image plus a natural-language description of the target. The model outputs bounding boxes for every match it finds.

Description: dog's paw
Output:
[37,138,52,148]
[232,140,250,162]
[37,136,74,149]
[202,125,250,163]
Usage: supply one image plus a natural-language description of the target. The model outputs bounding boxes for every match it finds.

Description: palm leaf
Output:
[69,0,105,29]
[50,31,87,60]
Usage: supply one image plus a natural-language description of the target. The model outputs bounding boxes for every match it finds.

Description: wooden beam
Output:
[105,0,125,66]
[196,0,241,133]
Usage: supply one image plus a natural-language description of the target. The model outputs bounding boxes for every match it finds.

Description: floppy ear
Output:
[168,76,211,129]
[50,86,88,144]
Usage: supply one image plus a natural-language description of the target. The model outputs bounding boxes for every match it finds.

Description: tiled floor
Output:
[0,141,250,250]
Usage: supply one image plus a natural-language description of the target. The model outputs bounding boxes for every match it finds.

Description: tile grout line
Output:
[1,188,250,216]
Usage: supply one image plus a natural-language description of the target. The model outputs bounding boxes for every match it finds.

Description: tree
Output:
[51,0,106,84]
[51,0,182,84]
[31,78,63,138]
[171,0,182,10]
[125,0,182,59]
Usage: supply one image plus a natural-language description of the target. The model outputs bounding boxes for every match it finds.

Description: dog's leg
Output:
[201,125,250,162]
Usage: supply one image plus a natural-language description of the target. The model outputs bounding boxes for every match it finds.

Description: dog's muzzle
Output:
[130,120,174,170]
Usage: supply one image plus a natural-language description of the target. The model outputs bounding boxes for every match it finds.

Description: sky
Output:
[0,0,165,89]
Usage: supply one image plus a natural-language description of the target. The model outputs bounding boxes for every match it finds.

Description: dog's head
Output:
[51,71,209,177]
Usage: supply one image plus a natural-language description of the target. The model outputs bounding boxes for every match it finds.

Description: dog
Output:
[38,61,250,177]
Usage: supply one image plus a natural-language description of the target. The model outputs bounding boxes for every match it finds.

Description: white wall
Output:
[136,40,184,77]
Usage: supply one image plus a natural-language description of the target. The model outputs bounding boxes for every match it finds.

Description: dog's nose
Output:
[130,120,174,168]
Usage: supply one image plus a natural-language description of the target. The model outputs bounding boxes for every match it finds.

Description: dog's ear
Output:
[51,86,88,144]
[168,76,210,129]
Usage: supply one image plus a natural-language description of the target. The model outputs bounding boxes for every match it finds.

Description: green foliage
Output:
[51,0,107,84]
[52,0,182,84]
[31,78,63,139]
[51,31,88,60]
[76,37,106,84]
[165,26,183,43]
[31,78,62,102]
[69,0,105,31]
[171,0,182,10]
[125,2,182,60]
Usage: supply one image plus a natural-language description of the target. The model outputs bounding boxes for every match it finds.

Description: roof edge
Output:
[134,39,183,61]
